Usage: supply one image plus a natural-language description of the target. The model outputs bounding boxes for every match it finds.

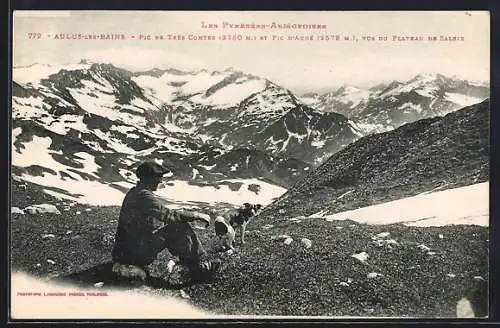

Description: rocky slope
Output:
[261,99,490,220]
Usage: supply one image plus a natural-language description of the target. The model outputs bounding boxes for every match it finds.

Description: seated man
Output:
[111,161,221,283]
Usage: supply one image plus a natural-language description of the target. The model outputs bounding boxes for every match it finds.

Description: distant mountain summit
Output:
[303,73,489,134]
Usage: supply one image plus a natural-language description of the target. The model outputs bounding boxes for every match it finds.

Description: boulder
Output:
[24,204,61,215]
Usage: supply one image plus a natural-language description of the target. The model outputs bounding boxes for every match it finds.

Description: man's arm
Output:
[138,190,210,226]
[164,208,211,226]
[138,190,168,228]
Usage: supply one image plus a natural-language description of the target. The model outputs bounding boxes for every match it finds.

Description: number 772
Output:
[27,33,42,39]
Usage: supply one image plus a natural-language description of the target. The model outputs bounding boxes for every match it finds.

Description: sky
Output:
[13,11,490,93]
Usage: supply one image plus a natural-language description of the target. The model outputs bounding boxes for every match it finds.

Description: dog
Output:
[228,203,262,244]
[214,216,236,251]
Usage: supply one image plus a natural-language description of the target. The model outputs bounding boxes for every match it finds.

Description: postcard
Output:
[10,10,490,320]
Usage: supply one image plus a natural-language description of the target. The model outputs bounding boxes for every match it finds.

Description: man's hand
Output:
[178,210,211,225]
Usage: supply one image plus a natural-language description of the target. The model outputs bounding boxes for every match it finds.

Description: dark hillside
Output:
[261,100,489,220]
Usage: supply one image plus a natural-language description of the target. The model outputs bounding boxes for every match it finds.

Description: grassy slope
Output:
[10,180,488,317]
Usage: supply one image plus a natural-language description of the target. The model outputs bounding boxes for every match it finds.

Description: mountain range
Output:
[301,73,489,134]
[11,61,489,208]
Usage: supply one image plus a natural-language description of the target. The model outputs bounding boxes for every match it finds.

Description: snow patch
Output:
[199,164,216,171]
[12,96,47,119]
[73,152,101,177]
[192,168,200,180]
[414,85,437,98]
[41,115,89,136]
[13,135,81,180]
[398,102,423,114]
[445,93,485,107]
[180,71,227,95]
[311,139,326,149]
[155,179,286,206]
[308,209,328,219]
[299,96,320,106]
[68,88,147,128]
[91,130,137,154]
[12,127,23,143]
[348,121,365,138]
[324,183,488,227]
[356,122,393,134]
[132,75,176,103]
[110,125,138,134]
[11,207,25,215]
[36,179,126,206]
[191,79,266,106]
[336,87,372,107]
[202,118,218,127]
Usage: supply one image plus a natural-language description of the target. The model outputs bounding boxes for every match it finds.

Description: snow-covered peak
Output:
[408,72,445,83]
[379,73,450,99]
[333,85,373,106]
[13,62,92,85]
[133,68,273,108]
[316,85,374,110]
[237,83,296,118]
[192,78,267,107]
[336,85,364,94]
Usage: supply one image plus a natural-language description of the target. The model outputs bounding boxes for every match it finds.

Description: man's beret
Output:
[136,161,169,180]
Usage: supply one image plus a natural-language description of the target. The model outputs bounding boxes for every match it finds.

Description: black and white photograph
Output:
[10,10,490,319]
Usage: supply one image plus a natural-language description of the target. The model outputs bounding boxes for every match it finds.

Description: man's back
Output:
[112,186,165,266]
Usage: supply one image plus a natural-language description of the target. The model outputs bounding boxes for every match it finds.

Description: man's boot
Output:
[189,259,222,283]
[112,262,148,281]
